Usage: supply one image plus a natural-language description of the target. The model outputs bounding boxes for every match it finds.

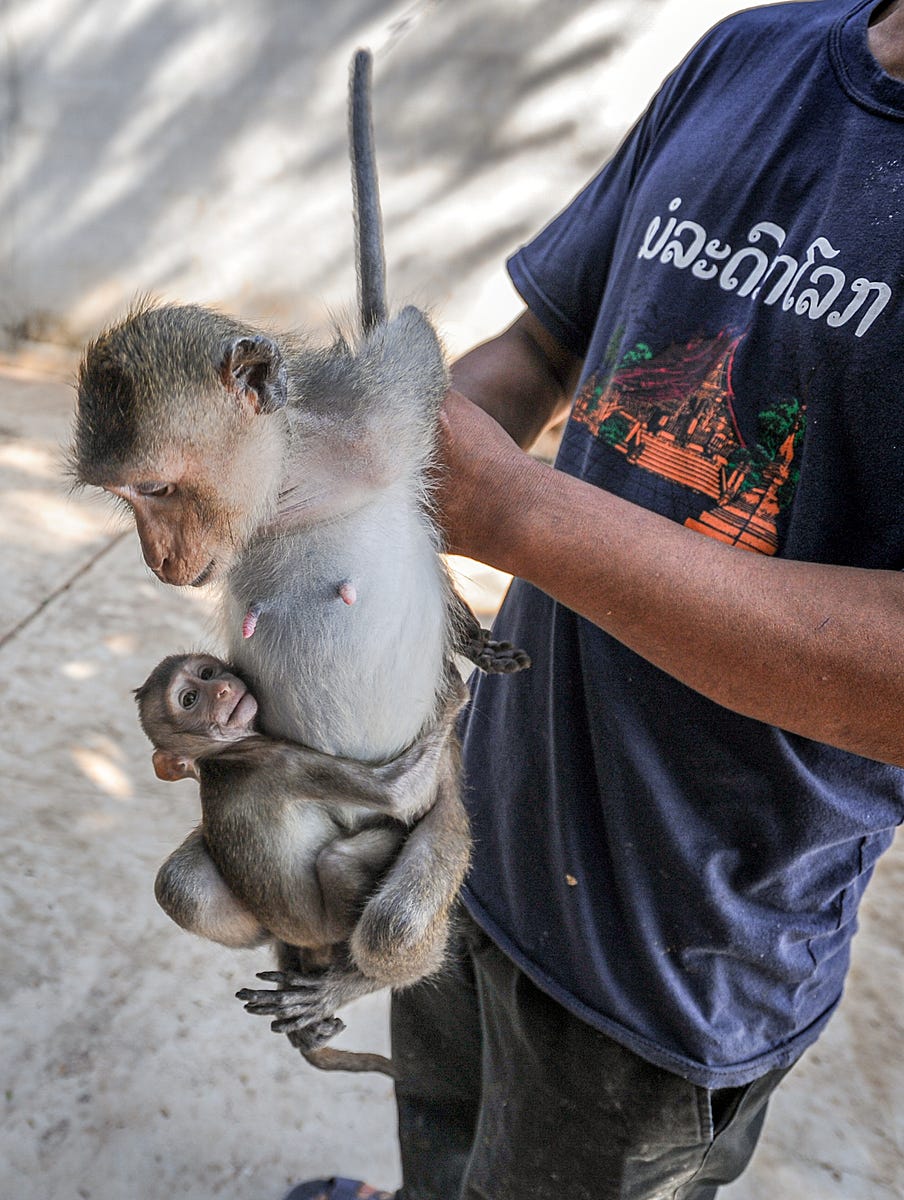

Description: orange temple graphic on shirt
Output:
[573,331,805,556]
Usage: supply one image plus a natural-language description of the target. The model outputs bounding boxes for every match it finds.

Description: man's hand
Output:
[435,389,540,563]
[440,310,904,767]
[435,308,580,563]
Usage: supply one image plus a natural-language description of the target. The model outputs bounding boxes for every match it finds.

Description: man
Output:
[291,1,904,1196]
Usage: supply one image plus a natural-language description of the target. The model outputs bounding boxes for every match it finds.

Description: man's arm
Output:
[440,310,904,768]
[450,310,582,448]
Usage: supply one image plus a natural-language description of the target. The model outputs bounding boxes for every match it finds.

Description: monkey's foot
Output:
[237,968,365,1032]
[452,592,531,674]
[465,629,531,675]
[286,1016,345,1052]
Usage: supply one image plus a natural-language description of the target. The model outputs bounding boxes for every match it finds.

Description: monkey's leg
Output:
[239,754,471,1027]
[156,828,269,949]
[450,591,531,674]
[315,826,403,939]
[349,748,471,987]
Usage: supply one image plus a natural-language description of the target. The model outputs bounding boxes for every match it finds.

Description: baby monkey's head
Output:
[135,652,259,781]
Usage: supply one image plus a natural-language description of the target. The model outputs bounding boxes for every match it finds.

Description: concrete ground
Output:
[1,1,903,1197]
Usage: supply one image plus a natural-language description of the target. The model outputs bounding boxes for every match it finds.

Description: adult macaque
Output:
[72,52,529,1054]
[137,652,467,1075]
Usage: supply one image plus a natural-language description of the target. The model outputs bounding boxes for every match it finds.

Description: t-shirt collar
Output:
[831,0,904,117]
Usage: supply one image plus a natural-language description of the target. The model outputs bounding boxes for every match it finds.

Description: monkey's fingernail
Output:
[337,580,357,606]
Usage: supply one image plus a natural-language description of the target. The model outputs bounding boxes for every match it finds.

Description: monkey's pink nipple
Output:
[242,605,261,638]
[337,581,357,606]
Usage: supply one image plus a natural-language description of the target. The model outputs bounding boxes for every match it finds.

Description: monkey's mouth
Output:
[190,559,217,588]
[227,690,258,727]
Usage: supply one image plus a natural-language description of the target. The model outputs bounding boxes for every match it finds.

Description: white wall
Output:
[0,0,758,356]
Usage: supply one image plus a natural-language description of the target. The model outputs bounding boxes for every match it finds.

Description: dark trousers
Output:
[391,910,789,1200]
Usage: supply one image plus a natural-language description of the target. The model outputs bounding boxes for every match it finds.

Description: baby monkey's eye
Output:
[198,665,215,680]
[180,689,198,709]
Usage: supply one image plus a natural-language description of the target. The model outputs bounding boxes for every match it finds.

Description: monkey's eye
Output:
[198,665,215,680]
[180,689,199,709]
[135,482,175,498]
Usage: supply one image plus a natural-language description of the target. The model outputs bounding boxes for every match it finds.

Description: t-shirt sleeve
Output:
[506,120,652,358]
[507,23,728,359]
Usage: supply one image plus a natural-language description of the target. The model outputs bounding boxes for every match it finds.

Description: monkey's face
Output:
[105,457,221,587]
[106,469,237,588]
[74,304,289,586]
[103,424,283,587]
[164,654,258,741]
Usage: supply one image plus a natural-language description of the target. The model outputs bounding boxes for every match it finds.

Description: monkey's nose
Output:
[141,546,166,576]
[153,556,184,585]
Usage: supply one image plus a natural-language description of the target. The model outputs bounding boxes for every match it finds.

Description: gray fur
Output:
[75,50,528,1072]
[224,308,453,762]
[350,49,387,333]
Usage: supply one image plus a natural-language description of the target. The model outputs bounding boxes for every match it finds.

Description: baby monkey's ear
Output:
[152,748,199,782]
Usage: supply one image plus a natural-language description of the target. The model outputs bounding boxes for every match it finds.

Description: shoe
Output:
[284,1178,394,1200]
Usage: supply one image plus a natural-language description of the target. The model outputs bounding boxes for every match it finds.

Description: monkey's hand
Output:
[237,967,372,1033]
[285,1017,346,1053]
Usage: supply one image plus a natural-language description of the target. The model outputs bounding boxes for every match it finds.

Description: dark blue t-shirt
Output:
[461,0,904,1088]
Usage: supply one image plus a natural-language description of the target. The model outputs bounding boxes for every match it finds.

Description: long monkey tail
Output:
[350,49,388,334]
[304,1046,397,1078]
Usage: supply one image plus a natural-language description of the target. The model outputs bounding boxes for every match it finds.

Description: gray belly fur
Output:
[224,491,448,761]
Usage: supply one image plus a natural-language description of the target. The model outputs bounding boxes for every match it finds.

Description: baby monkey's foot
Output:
[237,968,358,1033]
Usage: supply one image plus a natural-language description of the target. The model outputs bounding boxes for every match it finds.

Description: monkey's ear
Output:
[152,748,199,782]
[220,335,288,414]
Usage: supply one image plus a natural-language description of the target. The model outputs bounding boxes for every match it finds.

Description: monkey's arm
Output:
[273,685,465,824]
[155,828,269,949]
[439,310,904,767]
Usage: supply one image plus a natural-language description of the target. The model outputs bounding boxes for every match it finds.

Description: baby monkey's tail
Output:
[304,1045,396,1078]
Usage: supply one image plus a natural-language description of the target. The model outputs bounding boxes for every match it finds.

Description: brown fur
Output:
[138,653,469,1076]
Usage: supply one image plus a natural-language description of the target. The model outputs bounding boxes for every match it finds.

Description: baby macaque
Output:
[137,651,467,1075]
